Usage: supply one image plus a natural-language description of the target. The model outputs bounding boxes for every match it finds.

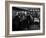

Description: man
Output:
[12,15,20,31]
[26,14,33,30]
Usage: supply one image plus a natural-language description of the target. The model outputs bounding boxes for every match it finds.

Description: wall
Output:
[0,0,46,38]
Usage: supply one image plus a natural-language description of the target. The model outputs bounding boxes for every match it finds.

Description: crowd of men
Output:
[12,10,40,31]
[12,11,34,31]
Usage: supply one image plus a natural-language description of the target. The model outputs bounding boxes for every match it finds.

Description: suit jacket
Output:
[12,16,20,31]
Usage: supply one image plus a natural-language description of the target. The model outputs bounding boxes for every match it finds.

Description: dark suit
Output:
[26,15,33,29]
[12,16,20,31]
